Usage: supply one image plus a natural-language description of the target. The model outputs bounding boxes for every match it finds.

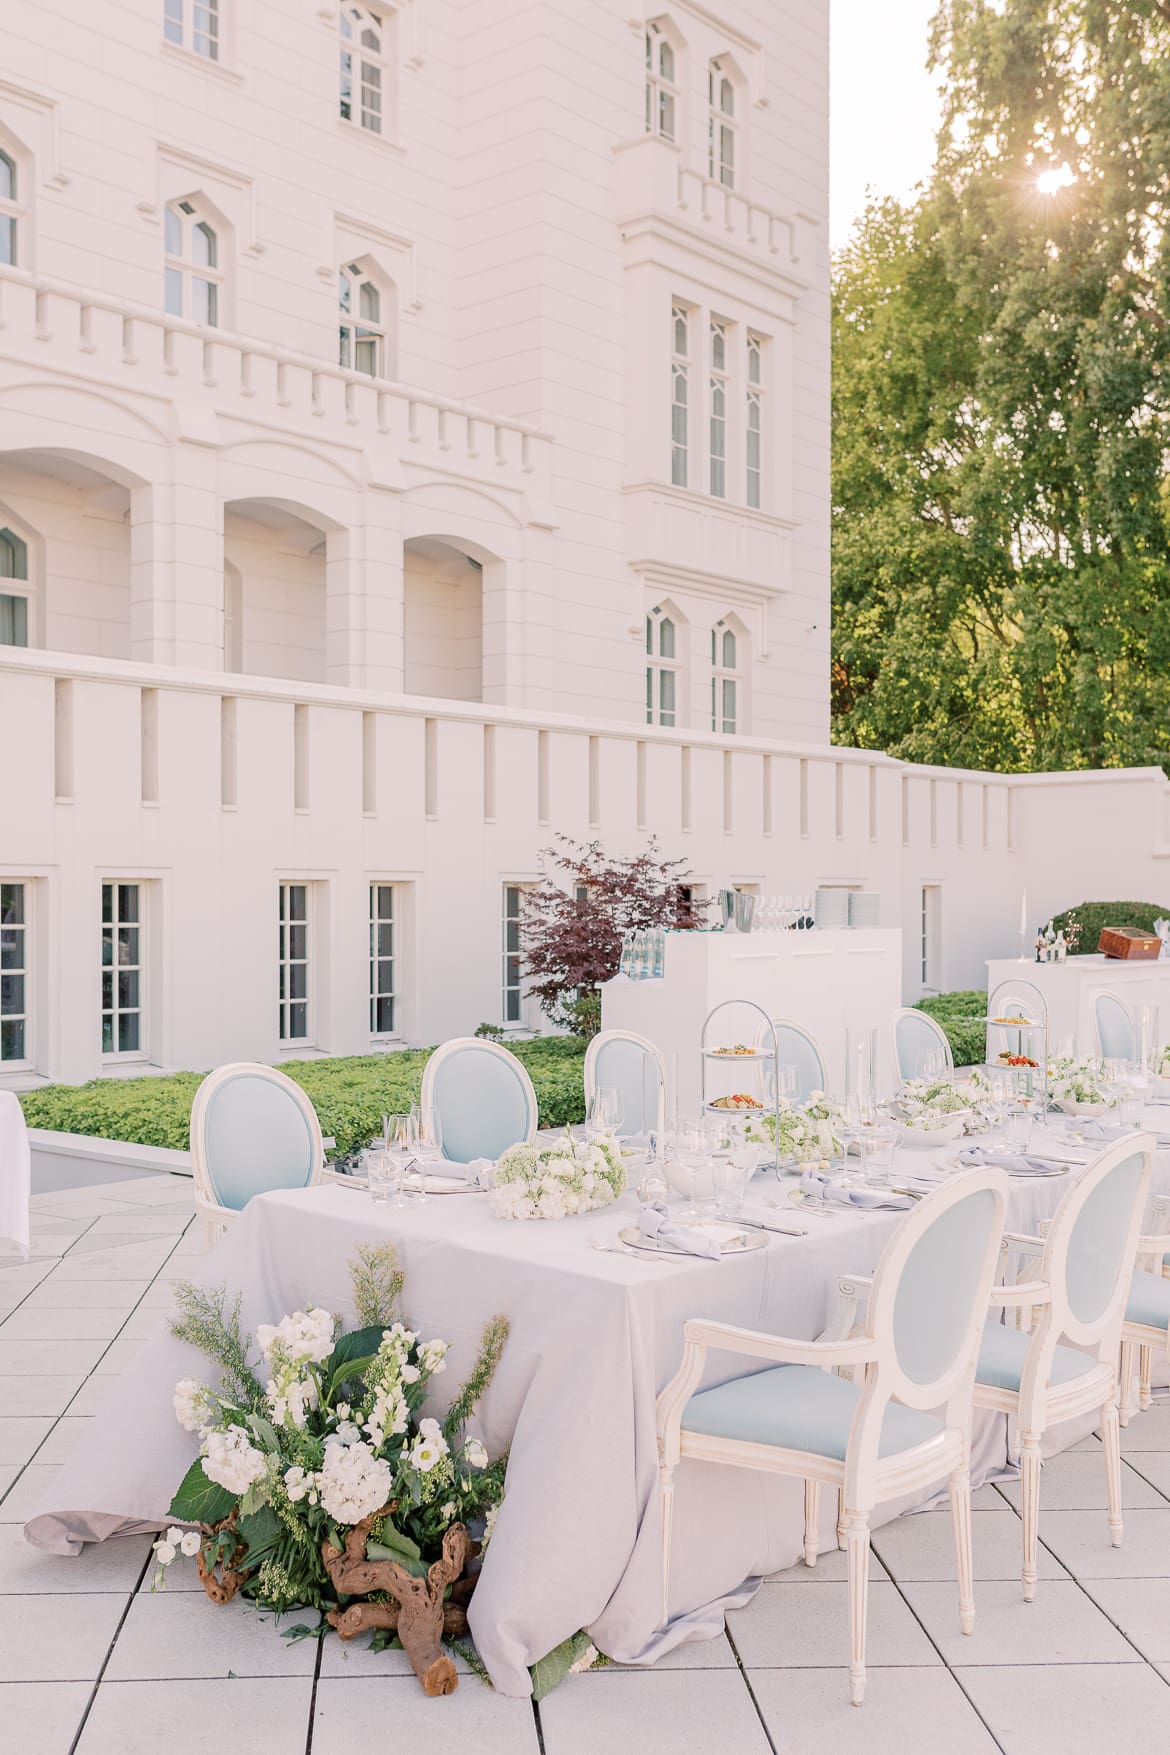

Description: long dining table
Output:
[25,1119,1170,1698]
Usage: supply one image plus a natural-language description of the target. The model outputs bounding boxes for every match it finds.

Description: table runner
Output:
[26,1132,1169,1695]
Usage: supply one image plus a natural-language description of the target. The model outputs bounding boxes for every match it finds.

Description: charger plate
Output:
[617,1222,767,1258]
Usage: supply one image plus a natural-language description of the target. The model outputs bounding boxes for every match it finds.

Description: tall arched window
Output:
[644,22,678,142]
[164,199,222,326]
[646,604,680,727]
[746,332,763,508]
[0,528,30,648]
[671,302,690,488]
[340,3,390,135]
[0,151,20,267]
[711,618,740,733]
[709,319,728,498]
[708,59,736,188]
[339,262,386,376]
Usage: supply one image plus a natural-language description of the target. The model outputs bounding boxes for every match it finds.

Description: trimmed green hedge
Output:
[1049,901,1170,955]
[18,1038,589,1160]
[915,990,986,1069]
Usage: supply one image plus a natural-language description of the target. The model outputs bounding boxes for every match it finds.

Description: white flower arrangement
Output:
[748,1092,842,1166]
[1046,1056,1108,1107]
[897,1075,971,1118]
[485,1132,626,1220]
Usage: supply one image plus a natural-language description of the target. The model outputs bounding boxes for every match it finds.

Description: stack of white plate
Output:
[848,891,880,928]
[813,887,849,929]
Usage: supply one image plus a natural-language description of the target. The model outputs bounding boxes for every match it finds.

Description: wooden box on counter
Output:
[1098,927,1163,961]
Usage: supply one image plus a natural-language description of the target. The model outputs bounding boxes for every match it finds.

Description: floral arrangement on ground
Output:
[157,1243,603,1698]
[485,1131,625,1219]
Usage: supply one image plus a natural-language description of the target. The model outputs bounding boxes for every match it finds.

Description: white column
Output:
[324,490,403,691]
[129,445,223,670]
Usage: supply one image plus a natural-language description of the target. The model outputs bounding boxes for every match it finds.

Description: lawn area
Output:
[17,1038,589,1160]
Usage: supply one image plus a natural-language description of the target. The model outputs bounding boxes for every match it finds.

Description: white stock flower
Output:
[418,1339,449,1375]
[173,1377,216,1436]
[334,1419,363,1446]
[463,1438,489,1471]
[284,1465,310,1503]
[335,1402,351,1421]
[180,1531,201,1557]
[482,1500,500,1549]
[256,1307,335,1369]
[409,1417,449,1474]
[202,1425,267,1498]
[317,1439,393,1525]
[441,1500,457,1520]
[153,1539,176,1566]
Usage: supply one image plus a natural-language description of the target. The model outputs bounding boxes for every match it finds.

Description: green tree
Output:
[833,0,1170,773]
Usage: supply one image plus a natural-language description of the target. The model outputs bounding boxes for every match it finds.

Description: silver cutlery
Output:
[590,1237,674,1264]
[736,1216,808,1237]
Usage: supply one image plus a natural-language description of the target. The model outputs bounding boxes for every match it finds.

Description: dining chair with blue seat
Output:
[752,1017,828,1102]
[418,1037,538,1164]
[890,1006,954,1083]
[657,1166,1008,1705]
[1093,990,1136,1061]
[583,1028,665,1139]
[190,1062,325,1241]
[970,1133,1153,1600]
[1119,1193,1170,1422]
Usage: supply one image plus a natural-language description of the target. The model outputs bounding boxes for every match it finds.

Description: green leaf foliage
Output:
[18,1041,589,1156]
[1049,899,1170,951]
[168,1457,236,1527]
[324,1325,386,1400]
[530,1630,603,1701]
[915,990,988,1068]
[833,1,1170,775]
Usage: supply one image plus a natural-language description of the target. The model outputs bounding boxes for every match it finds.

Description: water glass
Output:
[915,1047,946,1084]
[713,1155,751,1218]
[366,1148,398,1205]
[587,1087,623,1139]
[858,1123,896,1187]
[1001,1102,1031,1154]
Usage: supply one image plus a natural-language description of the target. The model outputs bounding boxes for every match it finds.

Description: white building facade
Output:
[0,0,1168,1088]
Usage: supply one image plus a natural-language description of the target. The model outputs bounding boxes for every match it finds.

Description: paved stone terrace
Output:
[3,1173,1170,1753]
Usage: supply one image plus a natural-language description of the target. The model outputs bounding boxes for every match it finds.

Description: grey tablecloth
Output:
[25,1130,1168,1695]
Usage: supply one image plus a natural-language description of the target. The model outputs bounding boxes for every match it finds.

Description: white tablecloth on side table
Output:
[0,1091,30,1259]
[24,1137,1170,1696]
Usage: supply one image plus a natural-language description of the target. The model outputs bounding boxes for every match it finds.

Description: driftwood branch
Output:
[197,1512,251,1605]
[322,1510,476,1696]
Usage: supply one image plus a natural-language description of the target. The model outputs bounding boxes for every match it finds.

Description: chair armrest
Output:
[1135,1233,1170,1272]
[683,1316,878,1370]
[1003,1232,1044,1255]
[817,1274,874,1342]
[989,1279,1051,1309]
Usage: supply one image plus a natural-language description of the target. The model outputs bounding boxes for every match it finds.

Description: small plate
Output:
[340,1174,483,1195]
[617,1222,767,1257]
[705,1099,765,1114]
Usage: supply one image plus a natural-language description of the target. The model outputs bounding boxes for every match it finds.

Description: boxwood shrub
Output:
[18,1037,589,1160]
[914,990,986,1069]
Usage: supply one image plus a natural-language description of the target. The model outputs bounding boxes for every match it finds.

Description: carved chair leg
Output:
[659,1464,676,1633]
[836,1486,847,1552]
[1139,1344,1153,1414]
[1101,1397,1124,1549]
[803,1479,820,1568]
[1119,1340,1135,1427]
[1019,1431,1042,1603]
[844,1510,870,1706]
[949,1465,975,1635]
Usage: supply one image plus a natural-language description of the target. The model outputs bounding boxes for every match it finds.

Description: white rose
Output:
[153,1539,176,1565]
[464,1438,489,1470]
[180,1531,201,1557]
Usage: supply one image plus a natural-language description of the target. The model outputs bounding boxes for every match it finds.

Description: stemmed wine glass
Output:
[586,1087,623,1140]
[676,1121,711,1224]
[405,1103,443,1202]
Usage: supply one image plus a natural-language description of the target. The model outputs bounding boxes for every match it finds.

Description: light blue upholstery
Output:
[1065,1153,1145,1325]
[976,1322,1096,1393]
[768,1024,827,1103]
[591,1036,662,1137]
[893,1010,953,1082]
[1095,992,1136,1061]
[680,1363,944,1461]
[1126,1270,1170,1330]
[202,1074,317,1212]
[431,1045,533,1162]
[893,1187,999,1384]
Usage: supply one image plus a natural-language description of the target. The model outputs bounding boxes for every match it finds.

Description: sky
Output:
[830,0,943,248]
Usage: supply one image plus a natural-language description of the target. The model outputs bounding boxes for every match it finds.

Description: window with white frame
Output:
[340,3,390,135]
[101,883,143,1057]
[163,0,219,59]
[0,150,21,267]
[646,604,680,728]
[708,59,736,187]
[644,23,678,141]
[502,885,528,1026]
[746,333,763,508]
[710,619,740,734]
[0,528,29,649]
[709,319,728,498]
[671,303,689,488]
[164,199,222,326]
[369,882,395,1035]
[278,883,310,1044]
[339,263,385,376]
[1,882,29,1066]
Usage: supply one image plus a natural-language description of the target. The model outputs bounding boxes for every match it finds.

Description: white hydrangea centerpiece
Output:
[485,1131,626,1220]
[748,1092,841,1166]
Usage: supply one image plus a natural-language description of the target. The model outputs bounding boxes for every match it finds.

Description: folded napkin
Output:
[637,1202,723,1260]
[416,1157,491,1185]
[957,1147,1066,1176]
[1065,1120,1170,1148]
[800,1167,913,1211]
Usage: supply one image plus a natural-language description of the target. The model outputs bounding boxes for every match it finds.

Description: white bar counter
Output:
[601,927,903,1106]
[987,953,1170,1055]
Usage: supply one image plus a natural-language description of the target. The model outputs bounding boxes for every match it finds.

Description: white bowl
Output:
[895,1115,967,1148]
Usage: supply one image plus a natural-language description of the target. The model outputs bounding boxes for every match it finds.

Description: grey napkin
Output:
[799,1168,913,1211]
[637,1202,723,1259]
[958,1147,1066,1176]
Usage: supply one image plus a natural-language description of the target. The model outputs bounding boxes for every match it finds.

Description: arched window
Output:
[708,58,736,188]
[671,302,690,488]
[339,262,386,376]
[711,618,741,733]
[0,150,21,267]
[164,199,222,325]
[709,318,728,498]
[0,527,30,648]
[340,3,390,135]
[645,22,678,142]
[646,604,680,728]
[746,332,763,508]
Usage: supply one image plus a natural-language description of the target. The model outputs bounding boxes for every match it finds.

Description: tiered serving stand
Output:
[984,978,1050,1100]
[699,1000,784,1176]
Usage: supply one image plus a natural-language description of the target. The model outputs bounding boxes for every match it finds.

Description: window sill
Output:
[159,39,244,85]
[337,118,406,160]
[623,479,795,532]
[97,1060,170,1080]
[0,1068,45,1093]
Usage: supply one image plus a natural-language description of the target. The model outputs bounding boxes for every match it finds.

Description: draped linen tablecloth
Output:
[25,1131,1169,1697]
[0,1090,30,1260]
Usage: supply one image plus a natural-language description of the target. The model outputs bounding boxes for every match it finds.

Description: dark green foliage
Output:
[169,1457,236,1526]
[1049,900,1170,953]
[19,1039,589,1155]
[915,990,987,1068]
